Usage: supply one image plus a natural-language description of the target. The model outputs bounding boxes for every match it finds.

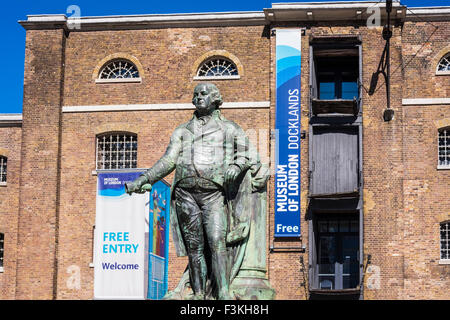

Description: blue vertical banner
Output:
[147,180,171,300]
[275,29,302,237]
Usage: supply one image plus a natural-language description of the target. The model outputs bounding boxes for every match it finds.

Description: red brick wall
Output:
[0,125,22,299]
[2,17,449,300]
[398,21,450,299]
[402,21,450,99]
[15,29,65,299]
[63,26,270,107]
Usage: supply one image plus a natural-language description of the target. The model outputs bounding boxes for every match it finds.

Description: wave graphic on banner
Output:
[276,46,301,88]
[99,187,126,197]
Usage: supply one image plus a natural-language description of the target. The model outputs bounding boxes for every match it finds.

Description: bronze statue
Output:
[126,83,274,300]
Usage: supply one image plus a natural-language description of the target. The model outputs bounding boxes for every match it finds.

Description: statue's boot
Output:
[191,293,206,300]
[188,252,207,299]
[212,250,233,300]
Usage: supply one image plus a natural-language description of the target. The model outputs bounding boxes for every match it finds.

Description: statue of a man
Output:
[125,83,253,300]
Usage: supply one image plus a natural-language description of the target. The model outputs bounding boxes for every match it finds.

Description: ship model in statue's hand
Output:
[125,83,274,300]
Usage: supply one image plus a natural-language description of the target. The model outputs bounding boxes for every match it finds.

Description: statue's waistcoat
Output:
[175,113,233,188]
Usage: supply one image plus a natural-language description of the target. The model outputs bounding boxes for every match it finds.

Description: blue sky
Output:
[1,0,448,114]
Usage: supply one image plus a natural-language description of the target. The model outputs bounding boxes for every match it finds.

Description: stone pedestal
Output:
[229,189,276,300]
[231,271,276,300]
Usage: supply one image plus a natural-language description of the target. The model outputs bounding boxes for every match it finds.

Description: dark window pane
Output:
[340,220,349,232]
[318,221,328,232]
[319,236,336,274]
[329,221,338,233]
[350,221,359,232]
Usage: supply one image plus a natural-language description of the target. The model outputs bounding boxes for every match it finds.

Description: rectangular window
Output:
[96,133,137,170]
[315,215,360,290]
[0,233,4,269]
[0,156,6,183]
[441,222,450,260]
[310,37,361,116]
[317,57,359,100]
[438,129,450,168]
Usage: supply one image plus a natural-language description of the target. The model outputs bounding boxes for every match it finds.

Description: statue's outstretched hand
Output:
[125,182,152,195]
[140,184,153,193]
[125,182,138,195]
[225,165,241,185]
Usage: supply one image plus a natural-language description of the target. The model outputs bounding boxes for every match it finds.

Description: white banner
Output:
[94,171,147,300]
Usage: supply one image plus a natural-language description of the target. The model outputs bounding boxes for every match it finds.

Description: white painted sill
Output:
[193,75,240,81]
[439,260,450,265]
[437,165,450,170]
[0,182,6,187]
[0,267,4,273]
[95,78,142,84]
[436,71,450,76]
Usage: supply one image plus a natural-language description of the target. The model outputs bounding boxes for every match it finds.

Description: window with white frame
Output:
[0,233,4,269]
[436,53,450,75]
[96,133,137,170]
[441,222,450,260]
[438,128,450,168]
[195,57,239,80]
[97,59,141,82]
[0,156,6,184]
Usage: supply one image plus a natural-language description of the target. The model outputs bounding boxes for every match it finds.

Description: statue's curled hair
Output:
[194,83,223,109]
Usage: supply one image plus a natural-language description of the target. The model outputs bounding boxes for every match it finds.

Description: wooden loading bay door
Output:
[310,126,359,198]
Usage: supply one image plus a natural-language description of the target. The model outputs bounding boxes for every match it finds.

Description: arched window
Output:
[96,133,137,170]
[97,59,141,83]
[441,221,450,261]
[0,156,6,184]
[195,57,240,80]
[436,53,450,75]
[438,127,450,168]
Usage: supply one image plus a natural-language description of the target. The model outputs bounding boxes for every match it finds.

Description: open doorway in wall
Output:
[310,36,362,116]
[316,215,359,290]
[309,212,361,300]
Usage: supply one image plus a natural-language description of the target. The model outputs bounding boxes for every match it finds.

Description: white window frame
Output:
[96,59,142,84]
[193,75,240,81]
[436,53,450,75]
[96,77,142,84]
[95,133,138,170]
[438,128,450,170]
[0,233,4,272]
[440,221,450,264]
[0,156,6,186]
[195,57,240,80]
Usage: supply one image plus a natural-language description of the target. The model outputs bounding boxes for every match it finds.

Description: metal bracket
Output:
[270,241,306,253]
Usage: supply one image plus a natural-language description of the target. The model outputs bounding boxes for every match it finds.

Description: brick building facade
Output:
[0,1,449,300]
